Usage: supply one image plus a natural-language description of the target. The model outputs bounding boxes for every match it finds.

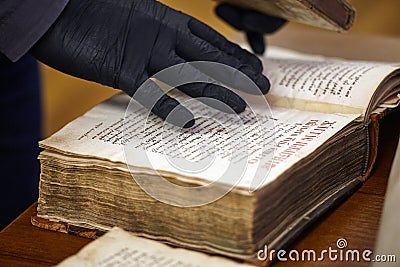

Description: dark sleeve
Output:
[0,0,69,62]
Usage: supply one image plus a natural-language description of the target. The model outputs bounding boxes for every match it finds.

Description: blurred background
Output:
[41,0,400,137]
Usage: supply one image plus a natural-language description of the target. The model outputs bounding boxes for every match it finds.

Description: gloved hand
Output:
[31,0,271,128]
[215,4,287,55]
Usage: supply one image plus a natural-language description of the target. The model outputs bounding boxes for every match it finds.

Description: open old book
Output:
[33,47,400,265]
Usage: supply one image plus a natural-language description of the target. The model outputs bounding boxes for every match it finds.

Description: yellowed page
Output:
[261,46,399,115]
[40,93,358,191]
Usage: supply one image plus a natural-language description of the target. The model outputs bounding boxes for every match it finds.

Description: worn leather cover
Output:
[362,113,384,182]
[31,216,105,239]
[362,107,400,182]
[217,0,355,31]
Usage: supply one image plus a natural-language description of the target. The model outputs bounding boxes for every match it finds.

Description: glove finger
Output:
[246,31,265,55]
[178,82,246,114]
[147,52,186,77]
[176,35,270,94]
[242,11,287,33]
[133,79,195,128]
[151,56,247,113]
[188,19,263,73]
[215,4,244,31]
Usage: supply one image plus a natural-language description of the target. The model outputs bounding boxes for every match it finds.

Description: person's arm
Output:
[29,0,271,128]
[0,0,69,61]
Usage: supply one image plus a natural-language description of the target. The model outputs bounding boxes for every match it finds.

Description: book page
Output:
[262,47,399,115]
[40,93,358,191]
[56,227,252,267]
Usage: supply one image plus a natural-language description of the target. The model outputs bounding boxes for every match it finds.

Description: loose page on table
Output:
[56,227,252,267]
[40,93,358,191]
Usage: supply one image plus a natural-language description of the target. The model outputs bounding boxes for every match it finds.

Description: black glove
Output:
[216,4,287,55]
[31,0,271,128]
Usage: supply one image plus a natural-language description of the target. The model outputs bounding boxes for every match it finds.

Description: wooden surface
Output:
[0,111,398,267]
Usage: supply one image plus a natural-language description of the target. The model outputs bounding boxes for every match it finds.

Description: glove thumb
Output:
[246,31,265,55]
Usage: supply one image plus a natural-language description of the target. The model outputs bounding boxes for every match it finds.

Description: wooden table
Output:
[1,28,400,266]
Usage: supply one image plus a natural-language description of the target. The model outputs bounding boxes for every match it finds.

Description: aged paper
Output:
[40,93,358,190]
[56,227,252,267]
[262,46,399,115]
